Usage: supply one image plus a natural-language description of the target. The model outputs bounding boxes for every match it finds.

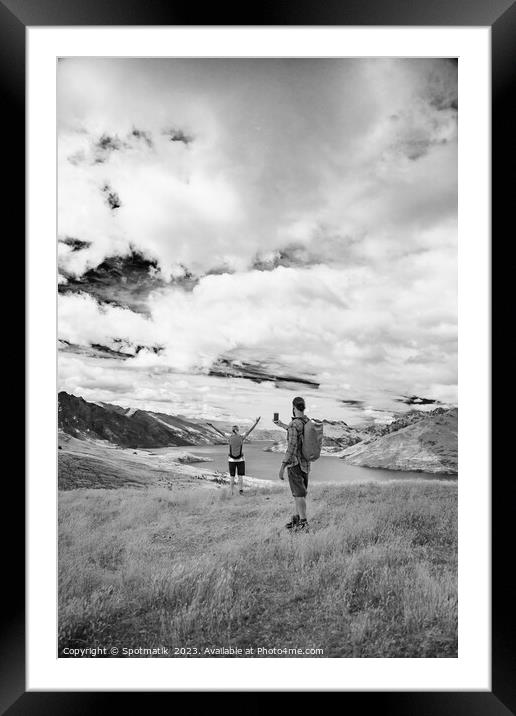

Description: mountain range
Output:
[58,392,457,474]
[58,392,282,448]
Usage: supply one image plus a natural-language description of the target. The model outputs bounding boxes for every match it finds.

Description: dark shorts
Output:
[288,464,309,497]
[229,460,245,477]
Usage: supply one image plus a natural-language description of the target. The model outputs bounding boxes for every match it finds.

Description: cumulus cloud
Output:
[57,58,457,419]
[58,58,457,278]
[58,258,457,406]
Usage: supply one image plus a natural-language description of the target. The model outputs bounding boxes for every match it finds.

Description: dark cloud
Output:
[252,234,364,272]
[163,128,193,145]
[59,339,129,361]
[205,264,235,278]
[59,237,92,252]
[91,343,134,358]
[130,128,153,147]
[58,250,164,314]
[93,133,129,163]
[252,246,308,271]
[395,395,440,406]
[209,357,320,389]
[101,183,122,210]
[96,134,123,152]
[169,267,200,291]
[340,399,365,408]
[59,339,164,361]
[93,341,164,357]
[67,129,153,166]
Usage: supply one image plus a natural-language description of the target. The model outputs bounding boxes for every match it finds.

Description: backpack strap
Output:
[291,416,307,439]
[292,416,308,429]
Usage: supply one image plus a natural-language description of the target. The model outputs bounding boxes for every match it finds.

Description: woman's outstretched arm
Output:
[207,423,228,439]
[243,416,261,440]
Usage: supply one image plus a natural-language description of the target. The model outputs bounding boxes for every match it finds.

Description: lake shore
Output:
[150,442,454,486]
[59,434,455,492]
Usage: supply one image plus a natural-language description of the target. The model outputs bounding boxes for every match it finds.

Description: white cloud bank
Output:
[59,258,457,408]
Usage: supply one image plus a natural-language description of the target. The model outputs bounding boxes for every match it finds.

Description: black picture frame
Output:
[6,0,511,712]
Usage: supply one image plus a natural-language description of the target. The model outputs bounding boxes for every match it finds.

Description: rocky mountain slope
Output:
[58,392,223,448]
[58,392,282,449]
[360,407,453,438]
[339,408,458,474]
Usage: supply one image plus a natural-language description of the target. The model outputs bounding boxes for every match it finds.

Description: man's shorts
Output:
[229,460,245,477]
[288,464,309,497]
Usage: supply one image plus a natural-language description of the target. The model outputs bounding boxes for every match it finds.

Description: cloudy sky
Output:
[57,58,457,425]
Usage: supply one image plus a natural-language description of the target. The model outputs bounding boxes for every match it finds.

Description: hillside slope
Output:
[340,408,457,474]
[59,481,457,658]
[58,432,225,490]
[58,432,181,489]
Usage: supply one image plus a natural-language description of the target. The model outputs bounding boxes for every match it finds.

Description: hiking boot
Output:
[285,514,300,529]
[296,519,310,533]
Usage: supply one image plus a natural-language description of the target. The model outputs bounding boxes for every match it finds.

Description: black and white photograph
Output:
[57,57,458,659]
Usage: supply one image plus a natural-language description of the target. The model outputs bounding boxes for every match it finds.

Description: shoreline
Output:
[58,435,456,492]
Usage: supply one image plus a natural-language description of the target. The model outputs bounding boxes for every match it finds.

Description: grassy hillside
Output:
[58,433,223,490]
[59,481,457,657]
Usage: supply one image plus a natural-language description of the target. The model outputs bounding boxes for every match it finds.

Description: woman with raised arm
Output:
[207,417,261,495]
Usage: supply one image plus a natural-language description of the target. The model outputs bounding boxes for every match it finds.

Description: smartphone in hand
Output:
[273,412,279,422]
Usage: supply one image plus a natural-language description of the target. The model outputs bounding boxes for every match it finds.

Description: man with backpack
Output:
[208,417,261,495]
[276,396,323,532]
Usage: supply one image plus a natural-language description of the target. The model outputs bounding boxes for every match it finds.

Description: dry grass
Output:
[59,481,457,657]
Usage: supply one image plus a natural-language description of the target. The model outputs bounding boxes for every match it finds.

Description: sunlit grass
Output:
[59,481,457,657]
